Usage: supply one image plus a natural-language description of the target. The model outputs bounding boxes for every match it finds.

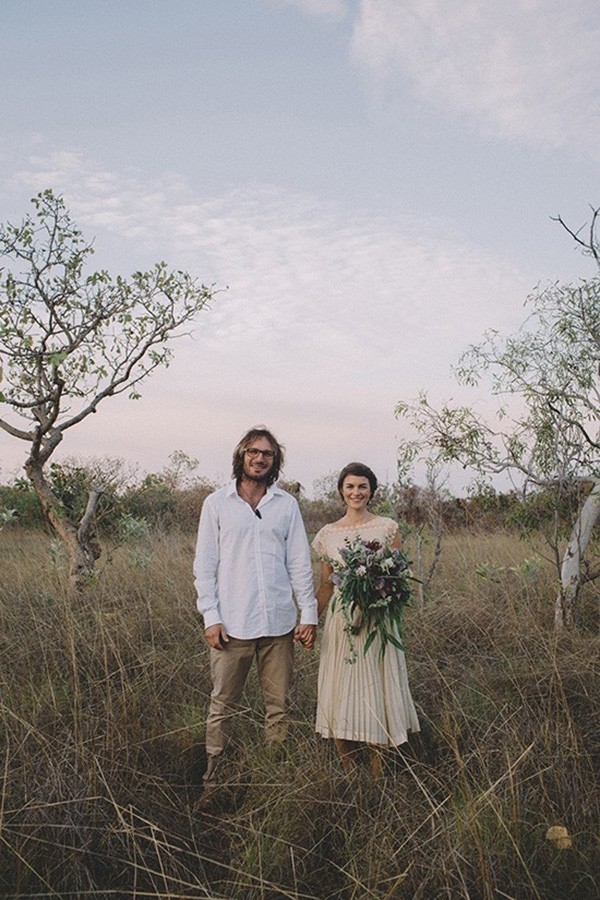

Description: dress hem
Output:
[315,727,419,748]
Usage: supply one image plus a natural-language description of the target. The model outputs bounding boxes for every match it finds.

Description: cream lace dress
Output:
[312,516,420,747]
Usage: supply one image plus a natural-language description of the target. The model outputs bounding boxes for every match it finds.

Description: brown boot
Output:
[193,781,220,811]
[193,755,222,811]
[368,745,383,778]
[335,739,362,775]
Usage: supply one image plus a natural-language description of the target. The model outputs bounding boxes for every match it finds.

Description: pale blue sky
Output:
[1,0,599,492]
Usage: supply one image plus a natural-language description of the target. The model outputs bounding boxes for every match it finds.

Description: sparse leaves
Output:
[397,264,600,487]
[0,191,216,455]
[0,190,217,586]
[396,209,600,628]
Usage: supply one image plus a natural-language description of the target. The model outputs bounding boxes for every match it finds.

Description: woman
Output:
[312,462,420,776]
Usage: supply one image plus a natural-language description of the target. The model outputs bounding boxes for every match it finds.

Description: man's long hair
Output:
[232,426,285,486]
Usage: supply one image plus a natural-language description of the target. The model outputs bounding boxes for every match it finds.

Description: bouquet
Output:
[329,537,417,662]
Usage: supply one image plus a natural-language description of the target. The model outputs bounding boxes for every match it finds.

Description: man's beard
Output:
[243,471,270,484]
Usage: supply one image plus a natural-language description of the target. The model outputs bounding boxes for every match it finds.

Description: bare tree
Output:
[0,190,216,587]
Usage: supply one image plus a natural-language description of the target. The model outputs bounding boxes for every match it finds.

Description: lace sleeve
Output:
[383,518,401,546]
[311,526,328,559]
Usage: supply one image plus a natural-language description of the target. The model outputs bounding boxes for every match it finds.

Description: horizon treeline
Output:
[0,455,591,538]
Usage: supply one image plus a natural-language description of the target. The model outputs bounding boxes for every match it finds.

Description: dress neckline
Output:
[328,516,384,530]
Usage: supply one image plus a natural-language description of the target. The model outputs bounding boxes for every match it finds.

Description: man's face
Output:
[242,436,276,482]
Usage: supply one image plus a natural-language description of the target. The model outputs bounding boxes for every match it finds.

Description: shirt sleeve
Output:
[285,500,318,625]
[193,495,222,628]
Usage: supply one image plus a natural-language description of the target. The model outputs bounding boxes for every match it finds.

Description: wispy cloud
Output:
[9,145,530,377]
[351,0,600,158]
[4,144,532,487]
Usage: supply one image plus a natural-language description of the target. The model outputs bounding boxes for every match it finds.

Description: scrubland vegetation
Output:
[1,190,598,895]
[0,491,598,900]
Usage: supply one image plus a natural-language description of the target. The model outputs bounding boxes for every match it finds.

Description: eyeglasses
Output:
[244,448,275,459]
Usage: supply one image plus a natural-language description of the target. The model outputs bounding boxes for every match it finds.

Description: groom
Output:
[193,426,317,806]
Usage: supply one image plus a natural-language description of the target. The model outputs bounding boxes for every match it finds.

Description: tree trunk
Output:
[556,479,600,629]
[25,459,102,590]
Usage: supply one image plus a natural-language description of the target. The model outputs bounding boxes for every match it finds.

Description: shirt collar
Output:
[227,480,283,500]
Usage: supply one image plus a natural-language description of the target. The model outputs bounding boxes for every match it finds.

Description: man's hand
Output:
[294,624,317,651]
[205,624,229,650]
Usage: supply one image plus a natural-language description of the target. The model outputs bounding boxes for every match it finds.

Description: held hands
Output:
[294,623,317,651]
[205,623,316,651]
[204,624,229,650]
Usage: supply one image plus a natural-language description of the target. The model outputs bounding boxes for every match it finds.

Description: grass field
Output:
[0,527,598,898]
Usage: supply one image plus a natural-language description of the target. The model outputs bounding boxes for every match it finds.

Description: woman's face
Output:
[341,474,372,511]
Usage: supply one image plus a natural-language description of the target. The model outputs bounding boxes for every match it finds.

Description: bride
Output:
[312,462,420,776]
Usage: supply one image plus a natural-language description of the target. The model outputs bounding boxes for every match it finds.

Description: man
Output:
[193,426,318,805]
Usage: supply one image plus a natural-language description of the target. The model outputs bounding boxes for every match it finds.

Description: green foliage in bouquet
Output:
[329,537,418,661]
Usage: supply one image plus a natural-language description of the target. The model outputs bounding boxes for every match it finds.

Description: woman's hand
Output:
[294,624,317,651]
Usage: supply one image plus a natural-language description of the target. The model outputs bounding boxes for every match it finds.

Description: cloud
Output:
[269,0,349,21]
[10,145,529,373]
[351,0,600,158]
[3,144,532,489]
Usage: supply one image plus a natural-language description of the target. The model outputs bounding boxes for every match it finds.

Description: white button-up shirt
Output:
[194,481,318,639]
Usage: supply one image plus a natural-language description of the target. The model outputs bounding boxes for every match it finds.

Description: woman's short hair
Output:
[232,426,285,486]
[337,462,378,500]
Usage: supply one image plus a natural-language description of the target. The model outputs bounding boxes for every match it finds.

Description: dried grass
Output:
[0,528,598,898]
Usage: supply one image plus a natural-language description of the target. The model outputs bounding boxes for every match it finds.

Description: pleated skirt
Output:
[316,597,420,747]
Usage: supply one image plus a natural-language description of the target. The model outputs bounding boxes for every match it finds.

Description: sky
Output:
[1,0,599,495]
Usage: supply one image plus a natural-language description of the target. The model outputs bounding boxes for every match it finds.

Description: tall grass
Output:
[0,527,597,898]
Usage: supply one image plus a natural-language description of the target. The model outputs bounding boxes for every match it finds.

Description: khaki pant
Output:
[204,631,294,783]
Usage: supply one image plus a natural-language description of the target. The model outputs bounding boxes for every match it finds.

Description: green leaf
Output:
[386,632,405,652]
[363,631,377,656]
[48,351,69,366]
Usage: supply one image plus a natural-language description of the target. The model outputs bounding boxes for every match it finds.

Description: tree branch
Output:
[552,207,600,264]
